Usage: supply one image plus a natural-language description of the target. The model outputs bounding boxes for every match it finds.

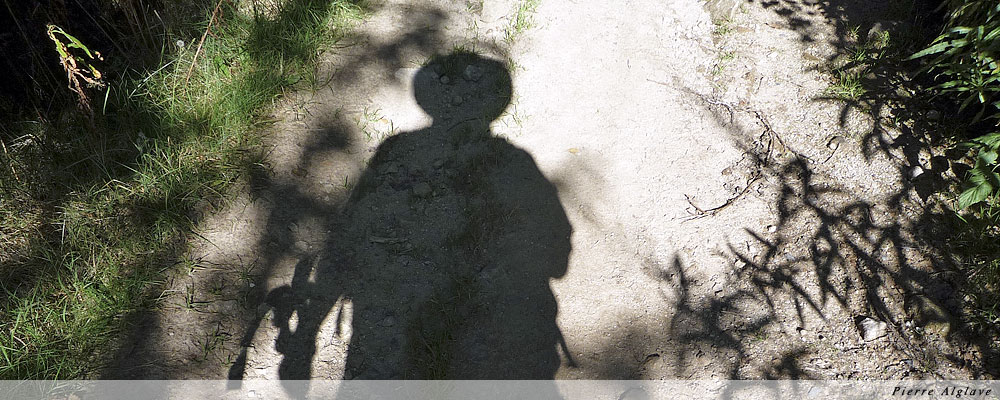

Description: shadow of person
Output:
[241,52,574,386]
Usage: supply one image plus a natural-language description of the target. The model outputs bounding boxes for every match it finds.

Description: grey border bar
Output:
[2,380,998,400]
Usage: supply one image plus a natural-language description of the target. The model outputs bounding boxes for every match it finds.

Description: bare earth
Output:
[106,0,996,384]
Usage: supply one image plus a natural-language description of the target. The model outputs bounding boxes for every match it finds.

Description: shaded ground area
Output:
[105,0,996,385]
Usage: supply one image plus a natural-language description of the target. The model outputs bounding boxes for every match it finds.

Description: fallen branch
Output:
[683,171,762,220]
[185,0,227,83]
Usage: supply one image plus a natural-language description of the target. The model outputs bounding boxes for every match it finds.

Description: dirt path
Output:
[106,0,993,383]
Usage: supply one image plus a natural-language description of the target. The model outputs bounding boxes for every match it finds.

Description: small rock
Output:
[295,240,309,250]
[413,182,432,197]
[618,387,651,400]
[826,136,844,150]
[440,75,451,84]
[463,65,483,82]
[909,166,924,180]
[379,163,399,175]
[811,358,831,369]
[394,68,411,81]
[766,225,777,233]
[468,342,491,362]
[927,110,942,121]
[857,317,887,341]
[705,0,740,20]
[451,95,464,106]
[907,295,952,336]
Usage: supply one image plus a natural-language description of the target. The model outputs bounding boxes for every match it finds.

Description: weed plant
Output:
[911,0,1000,210]
[909,0,1000,345]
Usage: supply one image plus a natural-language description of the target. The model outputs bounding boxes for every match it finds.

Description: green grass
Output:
[711,51,736,76]
[713,18,734,36]
[0,0,368,379]
[825,70,867,100]
[822,28,893,101]
[504,0,540,43]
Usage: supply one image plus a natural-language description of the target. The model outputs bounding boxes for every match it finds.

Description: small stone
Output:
[413,182,432,197]
[451,95,463,106]
[867,21,896,42]
[705,0,740,20]
[766,225,777,233]
[394,68,409,81]
[812,358,831,369]
[295,240,309,250]
[827,136,843,150]
[379,163,399,175]
[463,65,482,82]
[909,166,924,180]
[440,75,451,84]
[907,295,952,336]
[857,317,887,341]
[618,387,651,400]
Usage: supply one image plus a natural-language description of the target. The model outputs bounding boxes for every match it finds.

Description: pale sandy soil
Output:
[105,0,995,385]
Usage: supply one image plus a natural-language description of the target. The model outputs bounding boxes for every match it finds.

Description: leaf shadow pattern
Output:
[659,93,1000,377]
[739,0,999,377]
[738,0,971,208]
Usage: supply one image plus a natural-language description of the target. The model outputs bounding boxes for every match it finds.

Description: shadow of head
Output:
[413,52,512,123]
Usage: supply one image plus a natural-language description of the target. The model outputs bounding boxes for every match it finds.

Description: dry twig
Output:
[185,0,227,83]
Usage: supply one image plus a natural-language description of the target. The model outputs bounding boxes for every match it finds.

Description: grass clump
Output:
[823,27,893,101]
[0,0,367,379]
[504,0,540,43]
[825,70,867,101]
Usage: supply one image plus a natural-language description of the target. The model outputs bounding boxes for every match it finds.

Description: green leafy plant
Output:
[958,132,1000,209]
[911,0,1000,209]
